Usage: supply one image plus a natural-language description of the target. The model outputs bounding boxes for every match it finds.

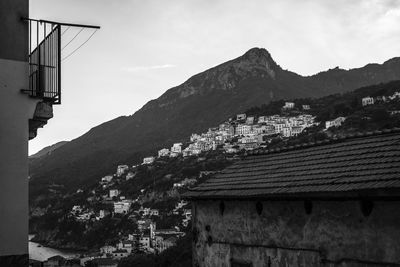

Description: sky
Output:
[28,0,400,155]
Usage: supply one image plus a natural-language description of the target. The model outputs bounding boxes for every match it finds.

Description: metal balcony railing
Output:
[22,19,62,104]
[21,18,100,105]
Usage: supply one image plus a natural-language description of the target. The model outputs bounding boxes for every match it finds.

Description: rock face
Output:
[29,48,400,195]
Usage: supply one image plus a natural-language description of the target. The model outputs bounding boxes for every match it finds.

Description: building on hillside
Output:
[125,172,135,180]
[170,143,183,157]
[362,96,375,106]
[99,209,110,219]
[109,189,120,198]
[116,165,129,177]
[101,175,113,183]
[76,212,94,222]
[158,148,170,157]
[143,156,155,164]
[291,126,304,136]
[139,235,151,251]
[114,201,131,214]
[117,240,135,254]
[325,116,346,129]
[246,116,255,125]
[71,205,83,215]
[154,236,177,253]
[274,123,285,134]
[100,245,116,255]
[302,104,310,110]
[389,92,400,100]
[236,113,246,121]
[236,124,252,135]
[184,130,400,266]
[283,102,295,109]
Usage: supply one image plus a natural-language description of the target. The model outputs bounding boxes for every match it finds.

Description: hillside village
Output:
[29,87,400,267]
[149,103,318,161]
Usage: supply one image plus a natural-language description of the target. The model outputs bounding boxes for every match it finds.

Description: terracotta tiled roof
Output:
[184,129,400,200]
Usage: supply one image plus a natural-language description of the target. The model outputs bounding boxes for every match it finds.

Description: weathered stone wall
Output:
[192,200,400,267]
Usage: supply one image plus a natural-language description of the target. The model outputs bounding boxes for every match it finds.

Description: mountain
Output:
[29,48,400,196]
[29,141,68,159]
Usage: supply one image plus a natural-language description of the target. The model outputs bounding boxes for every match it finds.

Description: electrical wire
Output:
[61,26,70,36]
[61,27,84,51]
[61,29,98,61]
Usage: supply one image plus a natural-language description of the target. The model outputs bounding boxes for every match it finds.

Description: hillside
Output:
[29,48,400,196]
[29,141,68,159]
[29,80,400,265]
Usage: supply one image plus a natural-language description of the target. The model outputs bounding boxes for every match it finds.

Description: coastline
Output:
[29,235,83,262]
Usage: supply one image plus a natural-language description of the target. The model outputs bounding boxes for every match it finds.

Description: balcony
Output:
[22,19,62,104]
[20,18,100,139]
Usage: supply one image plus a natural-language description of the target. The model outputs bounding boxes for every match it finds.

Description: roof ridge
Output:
[246,127,400,157]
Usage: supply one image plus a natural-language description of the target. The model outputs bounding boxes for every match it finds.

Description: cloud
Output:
[121,64,176,72]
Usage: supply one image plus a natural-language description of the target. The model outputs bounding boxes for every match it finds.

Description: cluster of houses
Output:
[325,116,346,130]
[137,102,318,162]
[70,201,190,266]
[62,163,193,265]
[362,91,400,106]
[324,91,400,130]
[139,95,400,165]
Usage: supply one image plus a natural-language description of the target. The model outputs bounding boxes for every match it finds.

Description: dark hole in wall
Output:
[304,200,313,215]
[256,201,263,215]
[360,199,374,217]
[205,225,211,232]
[219,201,225,216]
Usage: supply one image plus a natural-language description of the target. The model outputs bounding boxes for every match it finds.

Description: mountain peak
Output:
[242,47,274,64]
[244,47,271,57]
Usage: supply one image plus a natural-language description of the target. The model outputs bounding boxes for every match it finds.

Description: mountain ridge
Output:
[29,47,400,196]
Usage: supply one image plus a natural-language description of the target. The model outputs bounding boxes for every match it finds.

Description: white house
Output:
[325,117,346,129]
[101,175,113,183]
[114,201,132,214]
[100,245,116,254]
[291,126,304,136]
[116,165,129,177]
[109,189,120,198]
[236,114,246,121]
[99,209,110,219]
[155,236,177,253]
[236,124,252,135]
[362,97,375,106]
[158,148,170,157]
[302,104,310,110]
[170,143,183,154]
[125,172,135,180]
[143,156,155,165]
[117,240,135,254]
[283,102,295,109]
[71,205,83,214]
[139,235,151,251]
[246,116,255,125]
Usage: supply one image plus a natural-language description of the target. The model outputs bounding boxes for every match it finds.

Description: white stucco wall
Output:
[0,58,39,256]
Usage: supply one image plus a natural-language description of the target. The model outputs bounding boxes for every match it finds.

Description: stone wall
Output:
[192,200,400,267]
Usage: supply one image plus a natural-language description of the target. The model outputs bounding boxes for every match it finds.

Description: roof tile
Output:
[184,130,400,199]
